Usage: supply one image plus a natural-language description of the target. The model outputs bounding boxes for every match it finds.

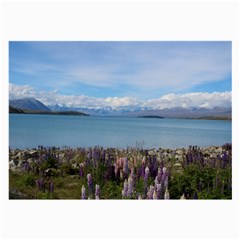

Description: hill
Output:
[9,98,51,111]
[9,106,25,113]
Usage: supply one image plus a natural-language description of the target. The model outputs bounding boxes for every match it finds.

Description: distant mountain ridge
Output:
[10,98,51,111]
[9,98,231,119]
[48,103,231,119]
[125,107,232,119]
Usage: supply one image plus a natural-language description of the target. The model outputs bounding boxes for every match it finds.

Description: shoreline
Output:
[10,112,231,121]
[9,143,232,200]
[9,143,231,153]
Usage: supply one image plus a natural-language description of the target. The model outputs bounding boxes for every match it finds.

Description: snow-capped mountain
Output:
[47,103,231,118]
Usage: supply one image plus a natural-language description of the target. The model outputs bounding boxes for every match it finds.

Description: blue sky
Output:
[9,41,231,98]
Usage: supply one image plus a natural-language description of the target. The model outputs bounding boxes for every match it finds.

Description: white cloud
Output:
[10,42,231,94]
[144,92,231,109]
[9,83,231,110]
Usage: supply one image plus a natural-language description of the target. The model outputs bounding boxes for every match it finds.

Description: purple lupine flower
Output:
[143,166,150,197]
[222,152,228,168]
[87,173,93,195]
[154,176,159,189]
[193,192,198,199]
[49,179,54,193]
[141,162,145,178]
[123,158,129,178]
[164,188,170,200]
[82,185,87,199]
[157,167,162,182]
[36,178,44,191]
[24,161,30,172]
[156,183,162,199]
[130,168,136,188]
[95,184,100,199]
[122,179,128,198]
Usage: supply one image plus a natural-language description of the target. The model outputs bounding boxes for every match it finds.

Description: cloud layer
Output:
[9,42,231,98]
[9,83,231,110]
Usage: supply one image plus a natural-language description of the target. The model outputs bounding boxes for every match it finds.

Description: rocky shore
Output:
[9,145,230,173]
[9,144,232,199]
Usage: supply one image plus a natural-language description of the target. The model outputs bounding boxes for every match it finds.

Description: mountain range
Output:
[9,97,232,120]
[48,103,231,119]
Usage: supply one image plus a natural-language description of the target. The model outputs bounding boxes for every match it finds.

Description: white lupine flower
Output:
[164,188,170,200]
[127,176,134,197]
[180,194,186,200]
[153,190,158,200]
[147,185,155,199]
[95,184,100,199]
[145,166,150,175]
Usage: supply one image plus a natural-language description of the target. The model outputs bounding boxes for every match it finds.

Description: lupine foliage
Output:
[9,144,232,199]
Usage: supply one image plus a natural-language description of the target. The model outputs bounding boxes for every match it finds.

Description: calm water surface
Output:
[9,114,232,149]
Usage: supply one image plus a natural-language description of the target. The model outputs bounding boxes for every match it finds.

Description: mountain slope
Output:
[9,98,51,111]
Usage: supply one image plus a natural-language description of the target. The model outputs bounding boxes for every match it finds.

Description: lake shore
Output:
[9,144,232,199]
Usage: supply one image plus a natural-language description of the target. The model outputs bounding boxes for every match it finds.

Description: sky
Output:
[9,41,232,109]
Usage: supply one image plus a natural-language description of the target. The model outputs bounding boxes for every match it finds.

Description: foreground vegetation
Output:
[9,144,232,199]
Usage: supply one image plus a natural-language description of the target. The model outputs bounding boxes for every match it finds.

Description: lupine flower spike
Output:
[95,184,100,199]
[180,194,186,200]
[82,185,87,199]
[164,188,170,200]
[122,179,128,198]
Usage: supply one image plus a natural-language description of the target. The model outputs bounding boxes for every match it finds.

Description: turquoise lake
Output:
[9,114,232,149]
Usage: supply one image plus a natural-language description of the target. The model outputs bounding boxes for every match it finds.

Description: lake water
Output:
[9,114,232,149]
